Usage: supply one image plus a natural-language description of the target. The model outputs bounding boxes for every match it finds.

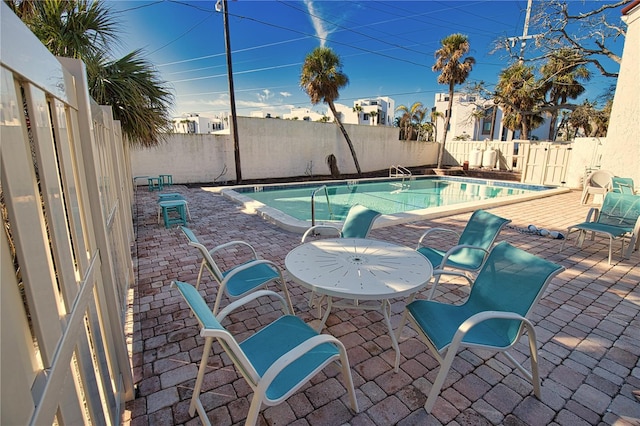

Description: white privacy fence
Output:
[445,139,573,186]
[1,5,134,425]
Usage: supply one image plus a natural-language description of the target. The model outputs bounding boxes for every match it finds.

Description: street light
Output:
[216,0,242,183]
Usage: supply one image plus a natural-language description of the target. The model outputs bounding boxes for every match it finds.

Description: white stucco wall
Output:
[598,2,640,187]
[130,117,439,184]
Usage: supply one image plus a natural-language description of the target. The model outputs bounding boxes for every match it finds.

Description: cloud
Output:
[304,0,332,47]
[280,92,292,98]
[257,89,272,102]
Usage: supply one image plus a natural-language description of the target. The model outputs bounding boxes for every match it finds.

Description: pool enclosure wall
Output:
[131,123,597,188]
[1,4,135,424]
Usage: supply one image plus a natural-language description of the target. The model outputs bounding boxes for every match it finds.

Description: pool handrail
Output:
[311,185,333,227]
[389,165,412,178]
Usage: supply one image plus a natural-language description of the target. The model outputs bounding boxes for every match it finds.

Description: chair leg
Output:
[427,274,442,300]
[195,260,207,290]
[190,337,214,425]
[245,394,263,426]
[425,347,457,413]
[527,334,542,398]
[338,346,359,413]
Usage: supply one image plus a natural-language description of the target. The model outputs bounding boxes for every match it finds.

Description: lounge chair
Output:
[301,203,381,242]
[173,281,359,426]
[611,176,636,195]
[560,192,640,264]
[396,242,564,413]
[179,226,294,314]
[416,209,511,299]
[581,169,614,204]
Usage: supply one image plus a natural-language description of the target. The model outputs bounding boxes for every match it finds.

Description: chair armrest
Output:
[216,289,291,323]
[431,269,474,285]
[257,333,344,398]
[585,207,600,223]
[301,225,342,242]
[450,311,530,349]
[417,228,460,249]
[209,240,259,259]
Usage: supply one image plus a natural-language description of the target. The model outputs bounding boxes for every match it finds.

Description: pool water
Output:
[229,176,553,222]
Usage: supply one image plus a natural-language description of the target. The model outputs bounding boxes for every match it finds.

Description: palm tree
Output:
[430,110,443,145]
[8,0,174,147]
[396,102,426,141]
[495,62,544,140]
[540,49,591,140]
[88,50,173,147]
[369,110,378,125]
[432,33,475,169]
[300,47,361,175]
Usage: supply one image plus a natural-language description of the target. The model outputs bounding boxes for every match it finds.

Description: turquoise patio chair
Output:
[301,204,381,312]
[179,226,294,314]
[173,281,359,426]
[560,192,640,264]
[416,209,511,299]
[396,242,564,413]
[301,203,381,242]
[611,176,636,195]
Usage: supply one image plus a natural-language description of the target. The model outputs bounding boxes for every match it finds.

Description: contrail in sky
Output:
[304,0,331,47]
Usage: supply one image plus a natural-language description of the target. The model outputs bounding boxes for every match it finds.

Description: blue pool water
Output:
[227,176,555,222]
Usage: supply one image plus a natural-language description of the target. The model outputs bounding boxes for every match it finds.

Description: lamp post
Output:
[216,0,242,183]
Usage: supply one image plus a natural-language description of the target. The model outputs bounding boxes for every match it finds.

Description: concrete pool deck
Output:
[124,185,640,425]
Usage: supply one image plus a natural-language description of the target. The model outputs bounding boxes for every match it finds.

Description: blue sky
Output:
[111,0,624,120]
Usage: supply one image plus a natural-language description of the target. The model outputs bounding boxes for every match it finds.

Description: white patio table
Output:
[285,238,433,371]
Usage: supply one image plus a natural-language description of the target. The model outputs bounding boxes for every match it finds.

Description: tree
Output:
[433,33,475,168]
[396,102,426,141]
[527,0,630,78]
[369,110,378,125]
[494,62,544,140]
[539,48,590,140]
[430,110,443,145]
[300,47,361,175]
[569,99,611,137]
[8,0,174,147]
[88,50,174,146]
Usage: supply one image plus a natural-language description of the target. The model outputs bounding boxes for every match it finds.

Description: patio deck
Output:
[124,185,640,426]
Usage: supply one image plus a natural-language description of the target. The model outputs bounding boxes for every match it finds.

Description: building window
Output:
[482,120,491,135]
[363,114,370,121]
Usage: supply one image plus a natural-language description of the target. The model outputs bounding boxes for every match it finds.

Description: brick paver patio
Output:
[124,184,639,425]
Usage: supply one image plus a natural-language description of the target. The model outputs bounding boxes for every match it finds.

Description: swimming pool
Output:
[219,176,568,233]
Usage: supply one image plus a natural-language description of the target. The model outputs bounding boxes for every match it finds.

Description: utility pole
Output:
[217,0,242,183]
[506,0,541,63]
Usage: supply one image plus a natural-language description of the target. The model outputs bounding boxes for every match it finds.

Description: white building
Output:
[172,113,225,134]
[432,92,551,142]
[282,107,327,122]
[327,96,396,126]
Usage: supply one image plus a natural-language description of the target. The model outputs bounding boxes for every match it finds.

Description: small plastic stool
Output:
[159,174,173,186]
[148,177,164,191]
[159,200,187,228]
[157,194,191,223]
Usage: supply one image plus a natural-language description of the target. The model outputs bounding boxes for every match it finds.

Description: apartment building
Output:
[172,113,226,134]
[432,93,551,142]
[328,96,396,126]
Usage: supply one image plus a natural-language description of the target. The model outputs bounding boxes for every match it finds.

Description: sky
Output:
[110,0,625,120]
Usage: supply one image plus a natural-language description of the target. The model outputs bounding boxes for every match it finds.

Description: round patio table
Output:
[285,238,433,371]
